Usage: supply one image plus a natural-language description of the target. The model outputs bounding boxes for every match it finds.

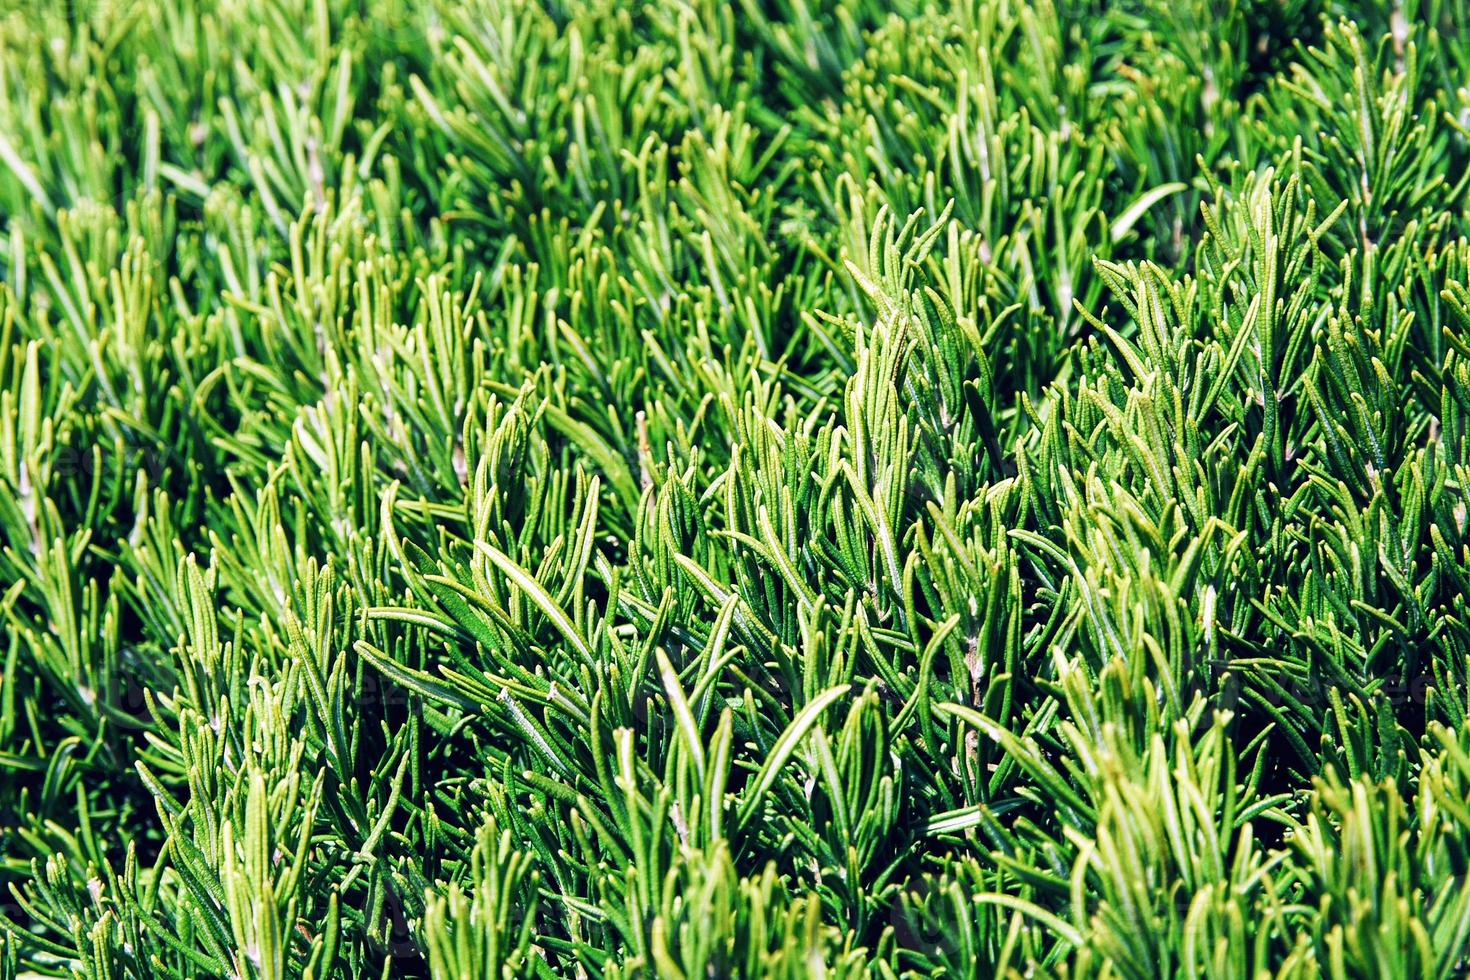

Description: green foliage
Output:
[0,0,1469,976]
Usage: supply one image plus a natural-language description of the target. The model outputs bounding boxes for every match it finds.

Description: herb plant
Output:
[1,0,1469,977]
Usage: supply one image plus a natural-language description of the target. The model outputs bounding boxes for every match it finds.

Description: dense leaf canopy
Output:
[1,0,1470,977]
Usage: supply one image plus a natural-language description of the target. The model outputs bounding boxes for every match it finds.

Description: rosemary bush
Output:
[1,0,1469,976]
